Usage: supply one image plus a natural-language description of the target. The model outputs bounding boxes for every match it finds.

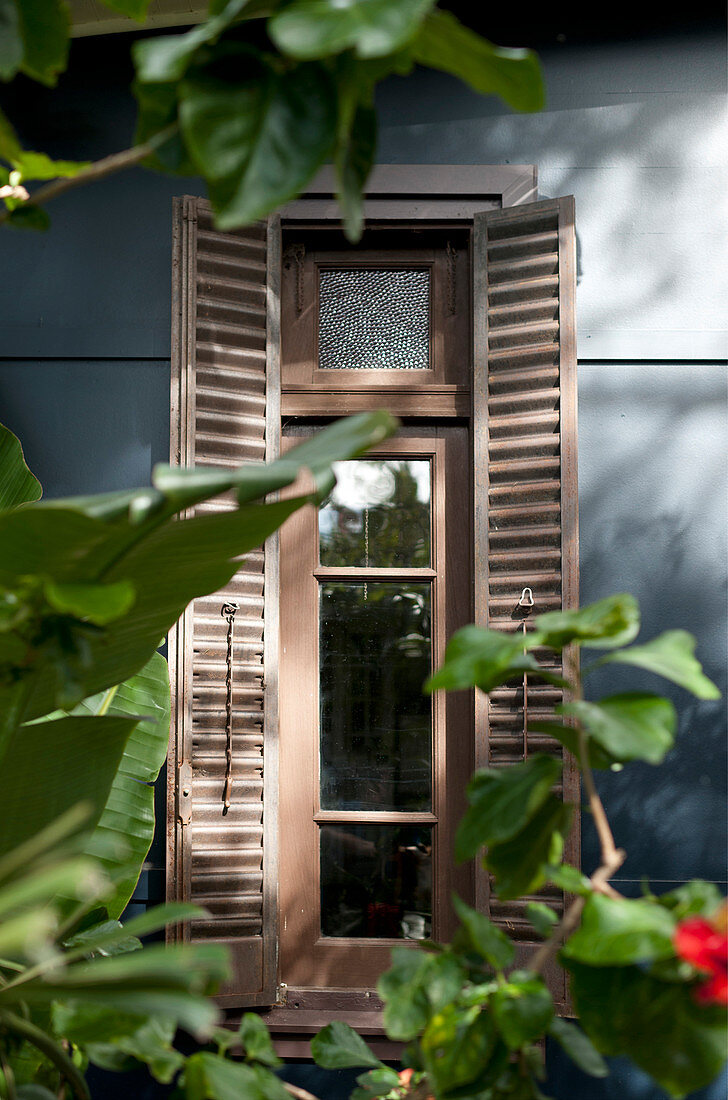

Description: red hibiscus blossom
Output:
[674,902,728,1006]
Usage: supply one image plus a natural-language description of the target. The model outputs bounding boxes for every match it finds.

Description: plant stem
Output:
[0,124,179,226]
[0,1011,90,1100]
[577,725,620,867]
[283,1084,321,1100]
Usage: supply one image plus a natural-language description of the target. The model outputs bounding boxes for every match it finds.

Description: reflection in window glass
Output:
[320,583,431,811]
[320,460,431,568]
[318,269,430,370]
[320,824,432,939]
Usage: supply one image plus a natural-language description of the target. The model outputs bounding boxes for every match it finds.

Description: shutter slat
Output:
[474,197,579,1011]
[168,196,280,1007]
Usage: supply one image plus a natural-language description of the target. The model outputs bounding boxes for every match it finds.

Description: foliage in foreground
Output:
[0,0,543,238]
[0,421,725,1100]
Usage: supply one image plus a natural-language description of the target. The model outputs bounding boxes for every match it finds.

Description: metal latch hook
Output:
[518,587,534,608]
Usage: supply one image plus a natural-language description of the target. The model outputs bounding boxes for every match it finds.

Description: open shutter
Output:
[473,197,579,1008]
[167,196,280,1007]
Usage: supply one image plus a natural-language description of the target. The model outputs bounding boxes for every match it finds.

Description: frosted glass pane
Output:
[318,268,430,370]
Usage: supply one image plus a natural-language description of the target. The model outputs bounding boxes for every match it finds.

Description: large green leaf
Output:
[376,945,465,1042]
[0,0,23,80]
[491,971,553,1050]
[133,0,252,84]
[179,53,337,230]
[15,0,69,86]
[183,1051,290,1100]
[0,412,396,727]
[567,960,728,1098]
[421,1004,500,1094]
[413,10,544,113]
[534,593,641,651]
[0,422,41,510]
[594,630,720,699]
[452,894,514,971]
[77,652,171,917]
[547,1017,608,1078]
[335,99,377,242]
[486,794,572,901]
[269,0,435,60]
[0,106,22,163]
[559,693,677,765]
[427,624,567,695]
[562,894,677,966]
[310,1021,384,1070]
[9,151,89,181]
[455,754,562,860]
[0,714,138,858]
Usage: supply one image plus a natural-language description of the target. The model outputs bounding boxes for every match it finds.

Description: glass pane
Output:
[320,824,432,939]
[320,460,431,567]
[320,582,431,811]
[318,268,430,370]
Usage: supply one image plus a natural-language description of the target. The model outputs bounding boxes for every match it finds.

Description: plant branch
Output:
[0,1010,90,1100]
[578,725,620,867]
[0,124,179,226]
[283,1084,321,1100]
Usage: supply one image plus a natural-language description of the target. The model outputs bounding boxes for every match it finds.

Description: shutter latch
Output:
[177,762,192,825]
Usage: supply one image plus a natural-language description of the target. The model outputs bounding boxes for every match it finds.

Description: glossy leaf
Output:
[0,421,41,510]
[486,794,572,901]
[377,947,431,1040]
[16,0,69,86]
[562,894,677,966]
[559,693,677,765]
[528,719,617,771]
[544,863,592,897]
[422,1003,500,1093]
[568,960,728,1099]
[452,894,514,970]
[534,593,640,651]
[354,1068,401,1098]
[595,630,720,699]
[10,151,89,181]
[61,903,200,963]
[0,714,137,858]
[427,624,567,695]
[269,0,435,60]
[77,651,171,917]
[491,972,554,1050]
[237,1012,281,1067]
[548,1017,608,1078]
[455,755,562,860]
[184,1052,289,1100]
[132,0,252,84]
[413,10,544,113]
[525,901,559,938]
[44,580,135,625]
[179,54,337,230]
[311,1020,383,1070]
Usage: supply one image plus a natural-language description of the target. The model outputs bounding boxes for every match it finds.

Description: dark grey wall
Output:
[1,17,725,1100]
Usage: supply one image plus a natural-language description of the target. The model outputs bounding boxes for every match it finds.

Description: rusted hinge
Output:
[177,762,192,824]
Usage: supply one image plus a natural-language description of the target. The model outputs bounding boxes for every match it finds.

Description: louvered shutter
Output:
[473,197,579,1008]
[167,196,280,1006]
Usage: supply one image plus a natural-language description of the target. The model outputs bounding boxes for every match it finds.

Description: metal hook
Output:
[221,602,239,619]
[518,587,534,608]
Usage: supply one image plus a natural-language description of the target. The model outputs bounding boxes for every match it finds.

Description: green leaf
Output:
[62,902,200,962]
[657,880,724,921]
[184,1051,290,1100]
[44,580,136,624]
[269,0,435,60]
[0,421,42,510]
[452,894,514,970]
[132,0,252,84]
[94,1015,184,1083]
[567,960,728,1098]
[0,0,24,80]
[15,0,69,86]
[528,719,618,771]
[595,630,721,699]
[354,1068,401,1097]
[421,1004,500,1093]
[377,947,430,1040]
[559,693,677,765]
[491,971,553,1050]
[0,106,22,162]
[544,863,592,896]
[455,755,562,861]
[486,795,572,901]
[237,1012,280,1067]
[427,624,567,695]
[547,1017,607,1078]
[335,100,377,242]
[525,902,559,938]
[16,1087,58,1100]
[0,714,137,858]
[10,151,89,181]
[562,894,677,966]
[413,10,544,113]
[179,54,337,230]
[132,80,195,175]
[6,204,50,231]
[310,1021,384,1070]
[52,1000,150,1045]
[534,593,641,651]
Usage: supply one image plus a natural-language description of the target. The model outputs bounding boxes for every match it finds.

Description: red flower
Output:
[674,902,728,1006]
